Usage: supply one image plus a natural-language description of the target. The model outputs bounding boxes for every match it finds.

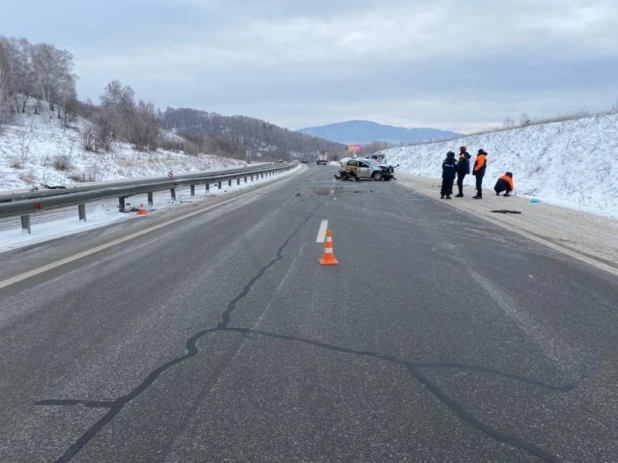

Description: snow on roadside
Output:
[0,165,302,253]
[382,113,618,218]
[0,109,244,191]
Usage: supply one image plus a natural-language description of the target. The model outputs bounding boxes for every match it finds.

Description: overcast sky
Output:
[2,0,617,132]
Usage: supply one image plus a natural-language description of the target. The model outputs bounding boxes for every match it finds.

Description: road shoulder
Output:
[397,173,618,274]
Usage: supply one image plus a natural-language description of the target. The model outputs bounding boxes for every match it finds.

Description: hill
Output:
[160,108,347,161]
[298,120,460,144]
[0,103,244,191]
[381,112,618,217]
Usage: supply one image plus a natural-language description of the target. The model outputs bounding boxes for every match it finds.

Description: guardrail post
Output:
[205,183,210,193]
[171,188,176,201]
[78,204,86,222]
[244,176,247,183]
[228,179,232,187]
[218,181,222,190]
[250,174,254,182]
[21,215,31,234]
[119,196,126,213]
[190,185,195,197]
[237,178,240,185]
[147,192,153,206]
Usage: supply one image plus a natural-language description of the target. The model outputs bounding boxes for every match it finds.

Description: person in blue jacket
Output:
[455,146,471,197]
[440,151,457,199]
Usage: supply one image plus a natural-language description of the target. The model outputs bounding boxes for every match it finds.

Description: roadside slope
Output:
[382,113,618,217]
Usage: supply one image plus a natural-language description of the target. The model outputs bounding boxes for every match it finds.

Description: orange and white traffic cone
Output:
[319,229,339,265]
[137,203,148,216]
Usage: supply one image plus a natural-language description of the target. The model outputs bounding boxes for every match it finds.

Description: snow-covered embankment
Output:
[382,113,618,217]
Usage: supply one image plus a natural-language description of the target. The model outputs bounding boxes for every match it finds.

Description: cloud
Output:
[1,0,617,132]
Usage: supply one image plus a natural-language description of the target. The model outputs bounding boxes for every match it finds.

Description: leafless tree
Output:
[100,80,135,140]
[129,100,159,151]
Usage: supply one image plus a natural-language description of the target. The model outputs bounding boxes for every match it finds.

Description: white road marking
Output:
[0,167,304,289]
[316,219,328,243]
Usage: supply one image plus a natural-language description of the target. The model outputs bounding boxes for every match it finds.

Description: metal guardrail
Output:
[0,163,271,203]
[1,163,296,234]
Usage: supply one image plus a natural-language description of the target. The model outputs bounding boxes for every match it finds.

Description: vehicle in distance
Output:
[317,150,328,165]
[337,158,396,181]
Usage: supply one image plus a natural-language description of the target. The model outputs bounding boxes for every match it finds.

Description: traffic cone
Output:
[319,229,339,265]
[137,203,148,216]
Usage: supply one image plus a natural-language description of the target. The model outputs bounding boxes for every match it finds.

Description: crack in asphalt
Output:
[33,201,574,463]
[216,203,320,330]
[36,327,573,463]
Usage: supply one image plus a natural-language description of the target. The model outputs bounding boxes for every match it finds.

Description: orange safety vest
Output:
[500,174,514,191]
[474,154,487,172]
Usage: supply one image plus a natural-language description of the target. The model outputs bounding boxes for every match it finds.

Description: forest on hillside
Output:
[0,35,344,160]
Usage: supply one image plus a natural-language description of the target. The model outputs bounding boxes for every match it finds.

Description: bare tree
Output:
[0,38,12,124]
[100,80,135,140]
[520,113,532,127]
[503,117,515,128]
[129,100,159,151]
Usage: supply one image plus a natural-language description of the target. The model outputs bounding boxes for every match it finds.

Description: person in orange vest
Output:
[494,172,514,196]
[472,149,488,199]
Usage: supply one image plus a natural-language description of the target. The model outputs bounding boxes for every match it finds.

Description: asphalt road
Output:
[1,164,617,463]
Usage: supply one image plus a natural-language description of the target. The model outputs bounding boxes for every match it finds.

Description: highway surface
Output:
[1,164,617,462]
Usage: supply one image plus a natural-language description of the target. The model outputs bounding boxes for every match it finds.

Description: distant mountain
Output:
[298,120,460,145]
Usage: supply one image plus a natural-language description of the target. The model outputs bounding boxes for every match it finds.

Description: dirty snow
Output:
[382,112,618,217]
[0,108,244,192]
[0,165,302,253]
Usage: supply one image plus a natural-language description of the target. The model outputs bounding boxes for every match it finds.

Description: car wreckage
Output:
[335,158,399,181]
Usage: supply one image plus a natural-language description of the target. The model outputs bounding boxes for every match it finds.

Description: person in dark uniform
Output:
[455,145,471,197]
[440,151,457,199]
[494,172,514,196]
[472,149,488,199]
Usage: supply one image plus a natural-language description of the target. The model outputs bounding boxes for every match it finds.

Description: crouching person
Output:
[441,151,457,199]
[494,172,514,196]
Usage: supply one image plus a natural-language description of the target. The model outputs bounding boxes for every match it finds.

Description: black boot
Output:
[440,195,445,199]
[473,194,482,199]
[445,195,452,200]
[455,193,463,198]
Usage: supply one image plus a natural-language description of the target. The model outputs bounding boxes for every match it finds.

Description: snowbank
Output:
[382,113,618,217]
[0,109,244,191]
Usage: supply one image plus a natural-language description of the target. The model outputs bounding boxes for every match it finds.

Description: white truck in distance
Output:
[317,150,328,165]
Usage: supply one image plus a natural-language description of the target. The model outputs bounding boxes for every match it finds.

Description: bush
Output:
[9,157,23,169]
[81,125,97,152]
[52,154,73,171]
[71,163,103,183]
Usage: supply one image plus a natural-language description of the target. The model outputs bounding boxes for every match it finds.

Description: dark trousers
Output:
[456,173,467,195]
[495,187,512,195]
[475,175,484,196]
[441,178,454,196]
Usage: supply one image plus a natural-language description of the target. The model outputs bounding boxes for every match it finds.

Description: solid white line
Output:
[0,166,304,290]
[316,219,328,243]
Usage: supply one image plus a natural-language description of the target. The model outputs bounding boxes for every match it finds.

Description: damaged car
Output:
[336,158,398,181]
